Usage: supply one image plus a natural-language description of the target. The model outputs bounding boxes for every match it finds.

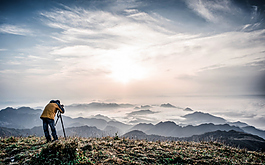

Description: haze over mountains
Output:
[1,102,265,151]
[0,103,248,129]
[1,103,265,137]
[1,105,265,151]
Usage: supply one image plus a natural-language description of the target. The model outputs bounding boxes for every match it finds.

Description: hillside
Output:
[1,136,265,164]
[134,122,245,138]
[185,130,265,152]
[123,130,265,152]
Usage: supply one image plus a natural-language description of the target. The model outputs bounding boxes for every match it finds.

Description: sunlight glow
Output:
[108,52,147,84]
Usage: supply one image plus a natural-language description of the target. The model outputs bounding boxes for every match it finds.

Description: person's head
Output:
[50,100,60,104]
[56,100,61,105]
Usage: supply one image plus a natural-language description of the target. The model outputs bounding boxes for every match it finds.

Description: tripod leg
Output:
[60,114,67,140]
[55,115,60,126]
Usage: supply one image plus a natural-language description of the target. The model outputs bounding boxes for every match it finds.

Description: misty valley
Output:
[1,0,265,163]
[1,103,265,152]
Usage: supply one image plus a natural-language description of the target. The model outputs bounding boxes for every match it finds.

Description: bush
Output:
[29,139,78,165]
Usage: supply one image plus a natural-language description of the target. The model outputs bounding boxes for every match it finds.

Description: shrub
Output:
[29,139,78,165]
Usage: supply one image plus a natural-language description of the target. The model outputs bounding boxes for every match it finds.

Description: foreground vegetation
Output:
[0,136,265,164]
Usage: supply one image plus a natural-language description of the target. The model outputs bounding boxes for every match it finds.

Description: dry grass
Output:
[0,136,265,164]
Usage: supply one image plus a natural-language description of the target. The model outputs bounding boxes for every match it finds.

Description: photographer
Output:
[40,100,65,142]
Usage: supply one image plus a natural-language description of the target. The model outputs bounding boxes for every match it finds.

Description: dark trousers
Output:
[42,118,58,141]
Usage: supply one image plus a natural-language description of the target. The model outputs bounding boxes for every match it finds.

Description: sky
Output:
[0,0,265,108]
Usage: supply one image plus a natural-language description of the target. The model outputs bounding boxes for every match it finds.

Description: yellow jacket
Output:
[40,103,64,120]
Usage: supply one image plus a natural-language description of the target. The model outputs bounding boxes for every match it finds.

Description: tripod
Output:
[55,111,67,140]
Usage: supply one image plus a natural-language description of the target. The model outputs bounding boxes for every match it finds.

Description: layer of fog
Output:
[63,95,265,130]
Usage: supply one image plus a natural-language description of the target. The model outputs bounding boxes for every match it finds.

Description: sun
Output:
[109,54,147,84]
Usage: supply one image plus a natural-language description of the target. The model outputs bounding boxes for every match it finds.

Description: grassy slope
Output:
[0,136,265,164]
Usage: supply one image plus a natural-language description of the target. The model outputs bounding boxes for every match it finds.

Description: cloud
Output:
[125,109,160,124]
[1,1,265,108]
[37,6,179,84]
[40,6,173,45]
[185,0,264,32]
[50,45,101,57]
[0,24,32,36]
[244,117,265,130]
[128,117,157,124]
[216,111,257,119]
[185,0,234,22]
[39,5,265,84]
[185,0,265,32]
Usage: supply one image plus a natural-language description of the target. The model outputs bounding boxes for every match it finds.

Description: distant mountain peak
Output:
[141,105,152,109]
[184,107,193,111]
[90,114,113,122]
[227,121,249,127]
[127,130,147,135]
[3,107,15,110]
[186,111,209,115]
[160,103,176,108]
[156,121,177,126]
[181,111,226,125]
[122,130,147,138]
[127,110,157,116]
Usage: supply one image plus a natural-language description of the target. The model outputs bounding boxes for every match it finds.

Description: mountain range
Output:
[0,107,42,129]
[123,130,265,151]
[1,105,265,151]
[66,102,134,111]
